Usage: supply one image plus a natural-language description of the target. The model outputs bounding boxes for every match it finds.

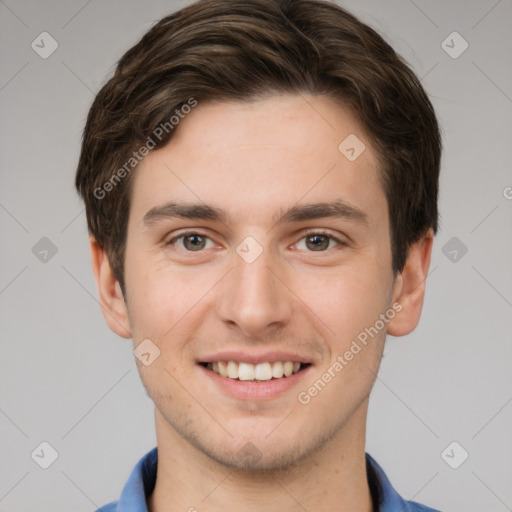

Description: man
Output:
[75,0,442,510]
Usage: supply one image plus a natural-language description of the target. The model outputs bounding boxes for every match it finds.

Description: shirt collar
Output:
[113,447,435,512]
[116,447,157,512]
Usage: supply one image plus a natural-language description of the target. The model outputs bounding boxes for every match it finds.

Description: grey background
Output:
[1,0,511,510]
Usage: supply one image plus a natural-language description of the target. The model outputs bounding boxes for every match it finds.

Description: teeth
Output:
[238,362,255,381]
[207,360,304,381]
[272,361,284,378]
[218,361,228,377]
[227,361,238,379]
[254,362,272,380]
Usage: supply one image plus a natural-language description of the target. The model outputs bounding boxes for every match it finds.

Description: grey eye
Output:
[170,233,214,251]
[296,234,339,251]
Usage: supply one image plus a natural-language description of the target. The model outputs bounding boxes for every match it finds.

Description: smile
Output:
[202,361,309,381]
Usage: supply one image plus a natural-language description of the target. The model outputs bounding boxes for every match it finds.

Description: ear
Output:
[89,237,132,338]
[387,228,434,337]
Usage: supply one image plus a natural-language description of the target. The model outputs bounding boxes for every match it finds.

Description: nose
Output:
[215,245,293,338]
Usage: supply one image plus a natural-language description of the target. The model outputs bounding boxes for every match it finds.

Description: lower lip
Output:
[199,364,312,401]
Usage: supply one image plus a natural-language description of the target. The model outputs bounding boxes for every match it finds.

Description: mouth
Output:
[200,360,311,382]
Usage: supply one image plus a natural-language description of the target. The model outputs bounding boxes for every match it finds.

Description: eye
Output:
[168,232,215,251]
[167,230,346,253]
[295,231,345,252]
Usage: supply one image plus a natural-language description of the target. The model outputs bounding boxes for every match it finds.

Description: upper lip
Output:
[198,351,313,365]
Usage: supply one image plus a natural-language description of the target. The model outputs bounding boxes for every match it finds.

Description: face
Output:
[95,94,428,471]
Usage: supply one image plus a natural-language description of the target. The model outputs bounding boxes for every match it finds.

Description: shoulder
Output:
[94,501,117,512]
[401,500,441,512]
[92,447,158,512]
[366,453,442,512]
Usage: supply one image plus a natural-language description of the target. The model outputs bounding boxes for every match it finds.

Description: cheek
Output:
[126,270,204,379]
[324,259,387,310]
[292,260,392,356]
[124,251,220,342]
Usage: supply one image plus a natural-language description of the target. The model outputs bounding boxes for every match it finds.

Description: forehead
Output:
[130,94,387,230]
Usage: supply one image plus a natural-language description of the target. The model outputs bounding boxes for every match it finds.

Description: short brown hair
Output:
[75,0,441,292]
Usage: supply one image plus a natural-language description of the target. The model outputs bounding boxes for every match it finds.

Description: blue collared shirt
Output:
[96,447,440,511]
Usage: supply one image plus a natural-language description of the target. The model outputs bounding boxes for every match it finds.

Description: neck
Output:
[147,405,373,512]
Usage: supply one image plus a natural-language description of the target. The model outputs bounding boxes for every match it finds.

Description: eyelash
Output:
[296,229,348,251]
[167,230,348,252]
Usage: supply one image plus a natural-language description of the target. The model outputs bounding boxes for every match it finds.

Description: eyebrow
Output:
[142,199,369,228]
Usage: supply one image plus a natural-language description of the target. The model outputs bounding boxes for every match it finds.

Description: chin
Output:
[188,426,335,473]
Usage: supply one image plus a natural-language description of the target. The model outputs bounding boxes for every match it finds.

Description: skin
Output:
[91,94,433,512]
